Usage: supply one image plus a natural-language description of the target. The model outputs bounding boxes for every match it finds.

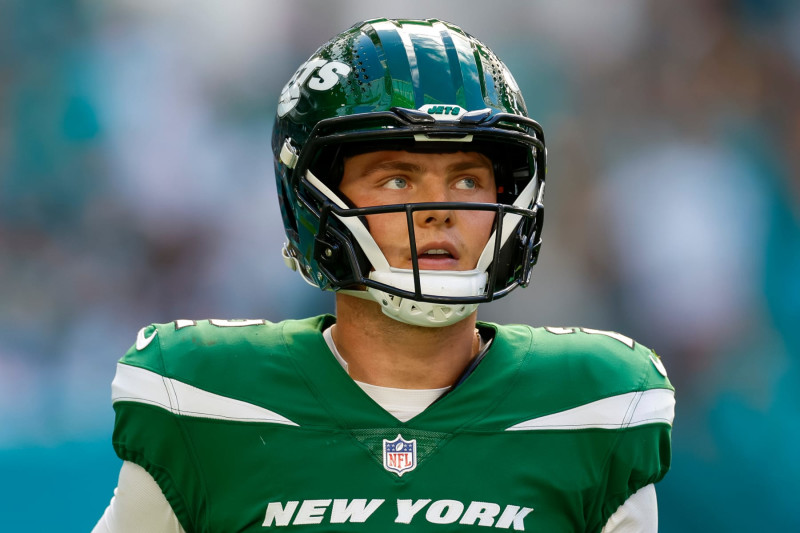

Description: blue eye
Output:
[455,177,477,190]
[384,177,408,189]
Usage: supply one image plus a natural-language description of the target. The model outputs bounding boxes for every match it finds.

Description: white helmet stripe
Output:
[476,172,538,271]
[305,171,392,271]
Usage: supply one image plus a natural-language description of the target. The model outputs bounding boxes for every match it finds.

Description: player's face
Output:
[338,150,497,271]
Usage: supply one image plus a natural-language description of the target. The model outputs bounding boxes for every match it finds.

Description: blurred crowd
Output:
[1,0,798,530]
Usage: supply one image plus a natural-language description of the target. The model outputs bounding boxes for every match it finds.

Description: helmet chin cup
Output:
[367,269,487,327]
[369,290,480,327]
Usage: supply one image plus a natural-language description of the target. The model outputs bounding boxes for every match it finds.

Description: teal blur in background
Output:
[1,0,799,531]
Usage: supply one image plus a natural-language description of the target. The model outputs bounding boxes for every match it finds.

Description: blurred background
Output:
[1,0,798,530]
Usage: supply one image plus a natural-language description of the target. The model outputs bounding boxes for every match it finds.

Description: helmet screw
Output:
[324,248,333,258]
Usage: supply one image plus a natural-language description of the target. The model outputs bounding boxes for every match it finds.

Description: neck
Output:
[332,293,480,389]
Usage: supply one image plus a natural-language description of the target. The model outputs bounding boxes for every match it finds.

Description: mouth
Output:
[420,248,453,257]
[415,244,459,269]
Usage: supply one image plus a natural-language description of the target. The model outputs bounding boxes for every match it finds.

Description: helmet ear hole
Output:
[487,143,533,206]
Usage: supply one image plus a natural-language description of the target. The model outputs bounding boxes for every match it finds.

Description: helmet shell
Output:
[274,17,527,142]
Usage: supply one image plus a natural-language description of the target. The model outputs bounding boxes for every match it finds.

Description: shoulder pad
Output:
[119,319,277,375]
[537,326,671,389]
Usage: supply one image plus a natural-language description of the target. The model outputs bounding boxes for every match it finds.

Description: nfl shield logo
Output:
[383,434,417,476]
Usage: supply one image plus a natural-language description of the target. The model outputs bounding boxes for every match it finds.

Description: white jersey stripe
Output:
[506,388,675,431]
[112,363,299,426]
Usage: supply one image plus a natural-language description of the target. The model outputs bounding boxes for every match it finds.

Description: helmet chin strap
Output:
[303,171,509,328]
[337,284,481,328]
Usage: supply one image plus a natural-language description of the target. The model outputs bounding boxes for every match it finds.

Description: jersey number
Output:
[544,327,635,349]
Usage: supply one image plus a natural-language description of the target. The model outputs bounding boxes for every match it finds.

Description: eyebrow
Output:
[360,158,492,177]
[360,160,422,177]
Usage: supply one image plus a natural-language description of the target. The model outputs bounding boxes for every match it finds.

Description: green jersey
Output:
[110,315,674,532]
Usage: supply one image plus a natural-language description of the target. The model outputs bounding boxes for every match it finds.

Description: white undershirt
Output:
[323,325,451,422]
[93,329,658,532]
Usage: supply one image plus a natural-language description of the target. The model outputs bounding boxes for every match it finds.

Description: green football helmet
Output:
[272,18,546,327]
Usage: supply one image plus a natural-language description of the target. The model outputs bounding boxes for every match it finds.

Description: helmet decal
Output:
[277,58,352,117]
[418,104,468,121]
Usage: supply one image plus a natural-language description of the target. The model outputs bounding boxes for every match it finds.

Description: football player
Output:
[94,18,674,532]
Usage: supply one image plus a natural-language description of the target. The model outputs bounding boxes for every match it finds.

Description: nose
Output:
[415,208,453,227]
[412,183,455,227]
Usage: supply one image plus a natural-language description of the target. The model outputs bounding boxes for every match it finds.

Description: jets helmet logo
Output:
[383,434,417,476]
[418,104,466,121]
[277,58,352,117]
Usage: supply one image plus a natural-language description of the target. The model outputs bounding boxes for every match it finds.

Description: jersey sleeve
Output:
[501,326,674,532]
[110,324,202,532]
[579,333,674,530]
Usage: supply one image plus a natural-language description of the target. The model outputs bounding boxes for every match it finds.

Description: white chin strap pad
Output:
[367,269,487,327]
[368,288,480,327]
